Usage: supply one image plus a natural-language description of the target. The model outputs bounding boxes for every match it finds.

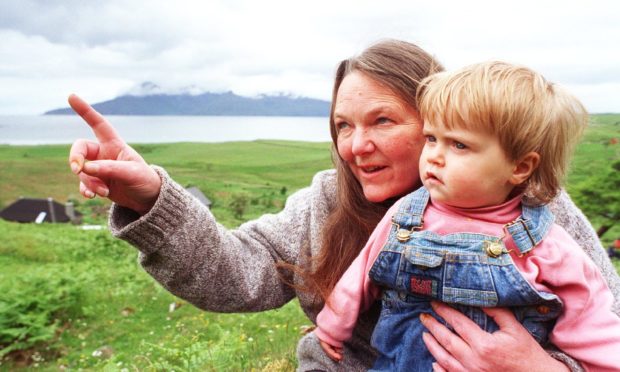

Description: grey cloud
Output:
[1,0,619,114]
[0,0,182,50]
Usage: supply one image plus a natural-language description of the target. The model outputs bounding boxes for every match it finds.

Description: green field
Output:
[567,114,620,243]
[0,115,619,371]
[0,140,333,371]
[0,140,334,227]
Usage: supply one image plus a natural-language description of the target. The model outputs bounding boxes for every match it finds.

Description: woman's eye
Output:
[454,142,467,150]
[376,117,392,125]
[335,122,350,131]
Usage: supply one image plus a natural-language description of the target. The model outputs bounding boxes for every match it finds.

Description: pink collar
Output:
[430,194,522,225]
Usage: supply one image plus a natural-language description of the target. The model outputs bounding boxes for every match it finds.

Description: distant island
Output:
[45,91,330,117]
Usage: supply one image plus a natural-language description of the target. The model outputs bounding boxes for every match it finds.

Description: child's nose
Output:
[426,146,445,166]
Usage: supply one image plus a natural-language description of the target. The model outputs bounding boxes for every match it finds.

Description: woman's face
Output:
[334,71,425,202]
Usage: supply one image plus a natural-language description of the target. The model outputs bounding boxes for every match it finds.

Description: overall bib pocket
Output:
[442,252,498,306]
[400,248,444,299]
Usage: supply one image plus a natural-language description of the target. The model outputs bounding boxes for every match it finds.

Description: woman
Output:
[69,39,620,371]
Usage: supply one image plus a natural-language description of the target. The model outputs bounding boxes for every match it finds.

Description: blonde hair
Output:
[417,61,588,203]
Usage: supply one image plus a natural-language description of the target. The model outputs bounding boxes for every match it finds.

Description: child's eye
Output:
[454,142,467,150]
[425,135,437,143]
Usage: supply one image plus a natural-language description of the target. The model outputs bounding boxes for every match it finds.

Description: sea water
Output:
[0,115,331,145]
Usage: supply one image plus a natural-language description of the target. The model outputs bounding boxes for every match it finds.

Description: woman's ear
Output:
[510,152,540,185]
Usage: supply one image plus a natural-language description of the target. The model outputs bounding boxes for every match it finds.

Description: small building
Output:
[0,197,82,224]
[186,186,212,208]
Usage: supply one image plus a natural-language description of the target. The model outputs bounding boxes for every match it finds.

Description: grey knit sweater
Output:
[109,167,620,372]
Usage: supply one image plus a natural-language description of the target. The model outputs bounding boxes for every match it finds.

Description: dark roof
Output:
[186,187,212,207]
[0,198,81,223]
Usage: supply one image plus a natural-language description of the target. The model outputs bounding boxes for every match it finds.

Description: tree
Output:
[229,193,249,219]
[573,160,620,237]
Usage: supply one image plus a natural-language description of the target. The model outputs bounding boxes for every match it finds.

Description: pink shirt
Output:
[315,196,620,372]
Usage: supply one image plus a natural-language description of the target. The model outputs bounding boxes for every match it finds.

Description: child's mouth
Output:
[425,171,441,183]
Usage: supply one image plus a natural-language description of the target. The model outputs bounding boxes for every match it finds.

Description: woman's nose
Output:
[351,128,375,156]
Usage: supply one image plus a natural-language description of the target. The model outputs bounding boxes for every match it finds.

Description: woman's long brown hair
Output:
[285,39,444,302]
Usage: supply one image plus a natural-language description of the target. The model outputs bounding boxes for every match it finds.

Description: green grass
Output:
[0,221,309,371]
[0,113,619,370]
[567,114,620,187]
[566,114,620,246]
[0,140,333,226]
[0,140,332,371]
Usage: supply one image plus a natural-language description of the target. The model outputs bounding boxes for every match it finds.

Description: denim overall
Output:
[368,188,563,372]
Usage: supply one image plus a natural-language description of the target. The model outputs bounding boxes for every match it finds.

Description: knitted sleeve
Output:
[108,166,334,313]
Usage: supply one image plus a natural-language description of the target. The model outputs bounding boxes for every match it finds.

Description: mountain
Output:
[44,91,330,116]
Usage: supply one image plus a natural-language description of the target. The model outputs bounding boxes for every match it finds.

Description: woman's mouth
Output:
[360,165,386,174]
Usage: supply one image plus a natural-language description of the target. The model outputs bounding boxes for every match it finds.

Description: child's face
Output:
[420,121,518,208]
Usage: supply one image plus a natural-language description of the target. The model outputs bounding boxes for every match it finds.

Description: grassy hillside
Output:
[0,140,333,226]
[0,221,310,371]
[0,140,332,371]
[0,113,619,370]
[566,114,620,244]
[567,114,620,187]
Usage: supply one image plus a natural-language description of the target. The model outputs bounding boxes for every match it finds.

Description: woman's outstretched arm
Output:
[68,94,332,313]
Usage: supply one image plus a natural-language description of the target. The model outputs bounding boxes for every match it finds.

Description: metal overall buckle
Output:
[485,218,536,258]
[391,216,423,243]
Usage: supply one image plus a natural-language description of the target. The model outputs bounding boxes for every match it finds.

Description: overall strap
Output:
[392,187,429,229]
[505,202,555,255]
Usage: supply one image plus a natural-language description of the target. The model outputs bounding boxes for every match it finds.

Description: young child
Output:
[315,61,620,371]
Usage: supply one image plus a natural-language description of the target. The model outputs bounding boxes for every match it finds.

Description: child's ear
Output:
[510,152,540,185]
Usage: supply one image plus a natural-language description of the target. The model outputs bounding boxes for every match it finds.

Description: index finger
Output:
[68,94,124,144]
[430,301,487,345]
[481,307,525,334]
[420,308,470,354]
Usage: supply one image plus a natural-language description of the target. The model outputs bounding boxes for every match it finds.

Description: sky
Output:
[1,0,619,115]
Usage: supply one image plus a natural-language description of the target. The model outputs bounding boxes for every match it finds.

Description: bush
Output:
[0,268,86,358]
[573,160,620,238]
[229,194,249,219]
